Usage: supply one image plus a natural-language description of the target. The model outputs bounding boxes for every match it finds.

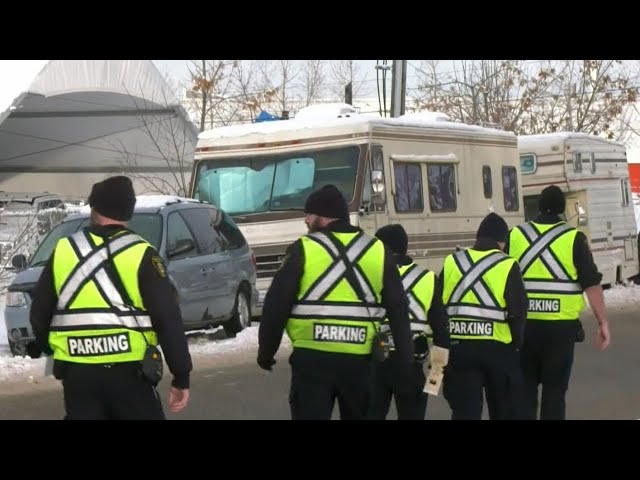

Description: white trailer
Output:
[518,132,639,285]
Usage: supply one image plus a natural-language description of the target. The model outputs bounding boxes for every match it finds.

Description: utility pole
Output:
[390,60,407,118]
[344,82,353,105]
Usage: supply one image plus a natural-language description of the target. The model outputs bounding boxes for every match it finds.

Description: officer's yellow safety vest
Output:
[49,229,157,363]
[442,248,515,344]
[381,263,435,354]
[286,231,385,355]
[508,221,584,321]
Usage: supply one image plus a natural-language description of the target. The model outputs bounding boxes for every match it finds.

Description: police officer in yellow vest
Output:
[257,185,414,420]
[507,185,610,420]
[442,213,527,420]
[367,224,449,420]
[28,176,192,420]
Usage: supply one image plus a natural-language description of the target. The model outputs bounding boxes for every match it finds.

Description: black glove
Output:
[257,357,276,371]
[25,342,42,359]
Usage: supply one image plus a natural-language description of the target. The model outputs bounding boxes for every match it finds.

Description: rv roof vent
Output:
[294,103,359,121]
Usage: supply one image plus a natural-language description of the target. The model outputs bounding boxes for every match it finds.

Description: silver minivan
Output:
[5,196,259,356]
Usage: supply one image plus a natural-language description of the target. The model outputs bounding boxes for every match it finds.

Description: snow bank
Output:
[0,325,291,384]
[599,283,640,310]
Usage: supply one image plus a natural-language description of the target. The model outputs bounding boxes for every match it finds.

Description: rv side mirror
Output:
[11,254,27,270]
[371,170,384,194]
[575,201,588,226]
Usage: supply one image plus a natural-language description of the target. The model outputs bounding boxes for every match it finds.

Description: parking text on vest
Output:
[67,333,131,356]
[528,298,561,313]
[313,324,367,344]
[450,320,493,336]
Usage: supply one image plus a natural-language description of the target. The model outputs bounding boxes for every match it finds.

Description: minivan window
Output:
[179,208,225,255]
[216,211,246,250]
[29,218,84,266]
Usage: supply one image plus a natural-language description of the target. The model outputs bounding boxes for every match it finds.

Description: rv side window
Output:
[393,163,423,213]
[520,154,537,175]
[590,153,596,174]
[482,166,492,199]
[622,178,631,206]
[573,153,582,173]
[427,164,457,212]
[502,166,519,212]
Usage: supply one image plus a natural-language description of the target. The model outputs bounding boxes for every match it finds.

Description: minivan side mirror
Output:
[11,254,27,270]
[167,238,196,258]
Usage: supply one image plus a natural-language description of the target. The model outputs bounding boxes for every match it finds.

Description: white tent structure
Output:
[0,60,198,198]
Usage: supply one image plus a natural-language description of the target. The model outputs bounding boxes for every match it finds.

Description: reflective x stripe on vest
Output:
[509,221,584,321]
[443,249,513,344]
[286,231,385,355]
[381,263,434,353]
[49,230,156,364]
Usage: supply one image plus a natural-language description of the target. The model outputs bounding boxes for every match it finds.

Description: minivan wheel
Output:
[223,289,251,337]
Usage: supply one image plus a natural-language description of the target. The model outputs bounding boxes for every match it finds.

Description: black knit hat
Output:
[303,185,349,221]
[375,224,408,256]
[477,212,509,243]
[88,175,136,221]
[539,185,566,215]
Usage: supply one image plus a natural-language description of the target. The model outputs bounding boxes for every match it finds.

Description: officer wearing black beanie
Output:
[258,184,415,420]
[440,212,527,420]
[29,175,192,419]
[507,184,609,421]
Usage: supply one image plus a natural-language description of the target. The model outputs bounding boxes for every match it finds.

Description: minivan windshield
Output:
[192,146,360,216]
[29,213,163,267]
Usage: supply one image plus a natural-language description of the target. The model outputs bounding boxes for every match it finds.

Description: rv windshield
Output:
[193,146,360,216]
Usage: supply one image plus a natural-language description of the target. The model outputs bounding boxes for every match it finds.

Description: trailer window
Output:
[520,154,537,174]
[427,164,457,212]
[590,153,596,174]
[622,178,631,206]
[393,163,423,213]
[573,153,582,173]
[482,166,492,199]
[502,166,519,212]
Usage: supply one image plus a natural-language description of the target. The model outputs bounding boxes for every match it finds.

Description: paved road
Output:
[0,306,637,420]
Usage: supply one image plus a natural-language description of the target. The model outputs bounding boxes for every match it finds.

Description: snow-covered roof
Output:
[197,103,515,147]
[134,194,201,209]
[0,61,198,196]
[27,60,177,106]
[73,194,201,216]
[518,132,625,149]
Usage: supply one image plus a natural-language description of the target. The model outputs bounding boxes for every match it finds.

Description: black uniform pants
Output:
[288,350,371,420]
[520,321,578,420]
[443,341,522,420]
[368,356,427,420]
[61,362,165,420]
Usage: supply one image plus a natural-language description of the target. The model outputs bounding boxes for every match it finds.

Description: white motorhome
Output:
[518,132,639,285]
[191,104,524,314]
